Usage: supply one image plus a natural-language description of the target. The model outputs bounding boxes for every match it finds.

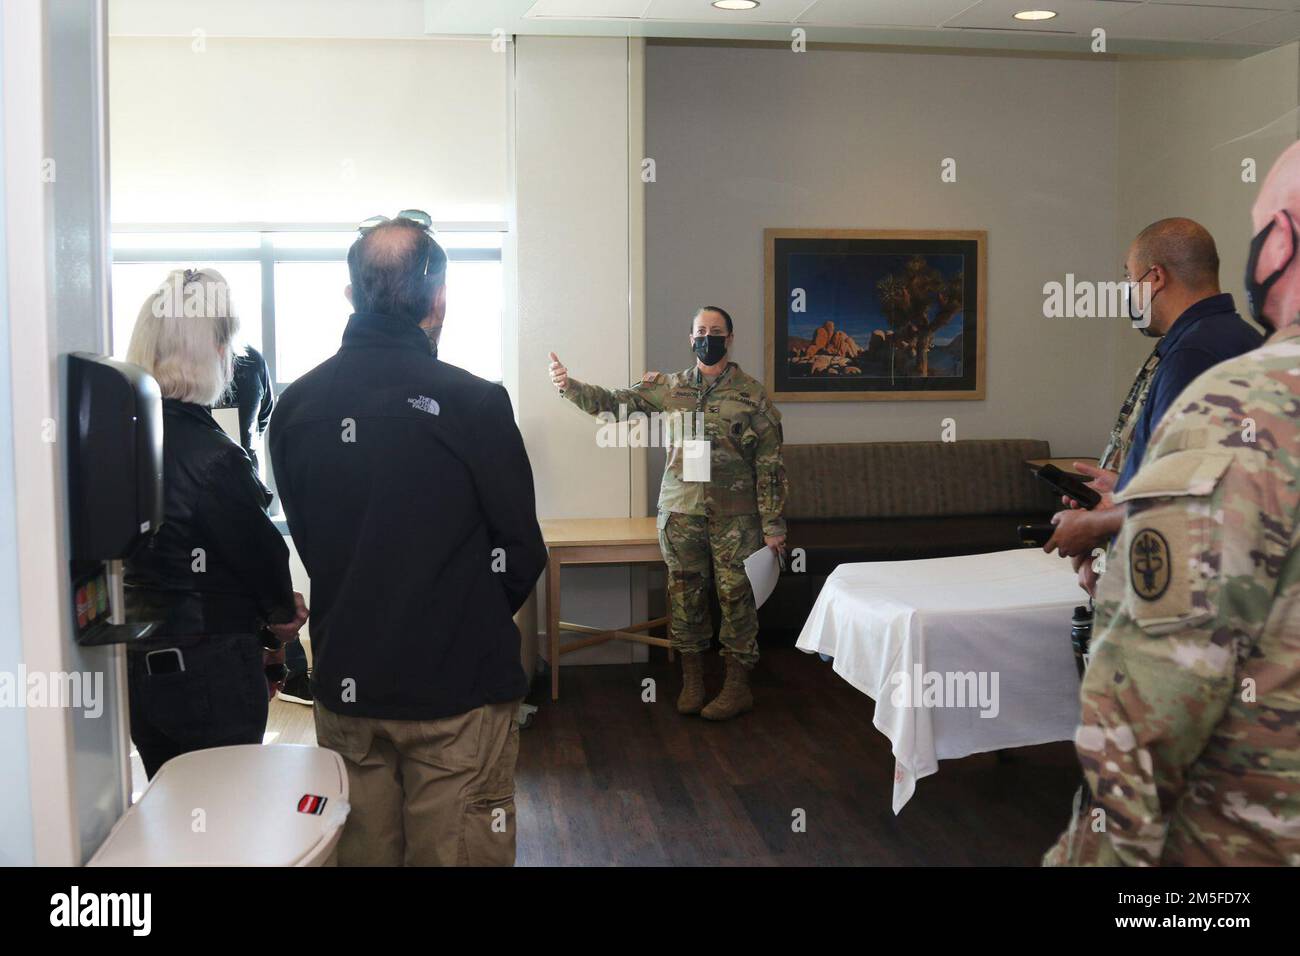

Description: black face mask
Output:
[1244,212,1297,332]
[692,334,728,366]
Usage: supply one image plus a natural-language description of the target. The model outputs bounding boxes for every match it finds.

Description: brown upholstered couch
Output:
[760,439,1060,634]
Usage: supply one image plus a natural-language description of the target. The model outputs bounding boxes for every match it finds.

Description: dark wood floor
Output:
[516,646,1081,866]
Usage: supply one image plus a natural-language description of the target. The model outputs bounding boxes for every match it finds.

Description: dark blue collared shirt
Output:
[1117,292,1262,491]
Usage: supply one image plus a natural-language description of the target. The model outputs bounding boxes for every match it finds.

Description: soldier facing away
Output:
[1045,142,1300,866]
[549,306,788,720]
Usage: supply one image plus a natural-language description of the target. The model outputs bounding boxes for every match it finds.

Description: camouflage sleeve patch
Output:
[1111,450,1233,633]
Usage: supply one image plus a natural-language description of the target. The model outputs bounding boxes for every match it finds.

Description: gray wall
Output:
[644,42,1123,509]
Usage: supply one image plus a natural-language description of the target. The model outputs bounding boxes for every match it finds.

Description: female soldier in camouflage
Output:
[549,307,787,720]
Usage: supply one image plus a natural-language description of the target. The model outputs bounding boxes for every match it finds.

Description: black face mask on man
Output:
[1244,211,1298,332]
[692,334,728,366]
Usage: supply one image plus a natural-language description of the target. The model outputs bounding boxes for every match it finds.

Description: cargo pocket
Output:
[1111,451,1233,635]
[457,713,519,866]
[456,793,516,867]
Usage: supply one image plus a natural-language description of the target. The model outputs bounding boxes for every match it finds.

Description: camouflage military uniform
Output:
[562,362,787,666]
[1046,323,1300,866]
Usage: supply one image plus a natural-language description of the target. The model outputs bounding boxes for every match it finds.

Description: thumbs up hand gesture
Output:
[548,352,569,393]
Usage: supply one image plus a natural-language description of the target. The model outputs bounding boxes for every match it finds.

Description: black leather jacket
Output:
[125,399,295,637]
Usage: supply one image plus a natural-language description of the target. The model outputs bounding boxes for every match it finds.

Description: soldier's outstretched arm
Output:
[1078,448,1273,866]
[753,398,788,538]
[548,351,665,418]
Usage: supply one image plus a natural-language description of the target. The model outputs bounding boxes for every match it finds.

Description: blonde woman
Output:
[124,268,307,778]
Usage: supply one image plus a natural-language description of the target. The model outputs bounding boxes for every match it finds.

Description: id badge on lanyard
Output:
[685,368,722,482]
[683,439,711,482]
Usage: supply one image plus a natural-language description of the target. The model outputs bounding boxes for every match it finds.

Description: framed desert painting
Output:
[764,229,986,401]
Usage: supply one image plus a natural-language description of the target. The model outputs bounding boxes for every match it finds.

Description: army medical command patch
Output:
[1130,528,1171,601]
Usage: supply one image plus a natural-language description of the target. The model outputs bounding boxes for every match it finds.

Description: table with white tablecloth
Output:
[795,548,1085,813]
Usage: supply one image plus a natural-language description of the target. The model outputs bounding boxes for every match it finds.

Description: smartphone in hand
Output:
[1017,523,1056,547]
[1035,464,1102,510]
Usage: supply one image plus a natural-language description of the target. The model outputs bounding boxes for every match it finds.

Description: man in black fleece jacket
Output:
[270,216,546,866]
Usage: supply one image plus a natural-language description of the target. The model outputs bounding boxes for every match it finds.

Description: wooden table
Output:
[541,517,670,701]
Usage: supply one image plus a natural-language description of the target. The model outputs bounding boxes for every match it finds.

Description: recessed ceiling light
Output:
[1013,9,1058,20]
[713,0,760,10]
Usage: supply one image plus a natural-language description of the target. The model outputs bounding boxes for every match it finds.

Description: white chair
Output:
[88,744,349,867]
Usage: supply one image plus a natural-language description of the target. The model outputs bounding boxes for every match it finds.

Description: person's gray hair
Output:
[126,267,240,405]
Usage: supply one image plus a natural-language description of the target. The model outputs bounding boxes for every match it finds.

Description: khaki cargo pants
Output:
[314,699,521,866]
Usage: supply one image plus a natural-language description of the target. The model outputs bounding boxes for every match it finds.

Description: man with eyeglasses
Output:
[1043,217,1261,593]
[1045,143,1300,867]
[270,211,546,866]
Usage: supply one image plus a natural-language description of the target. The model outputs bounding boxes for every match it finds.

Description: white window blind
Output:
[108,37,508,225]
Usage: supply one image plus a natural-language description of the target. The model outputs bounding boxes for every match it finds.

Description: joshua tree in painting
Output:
[876,256,964,377]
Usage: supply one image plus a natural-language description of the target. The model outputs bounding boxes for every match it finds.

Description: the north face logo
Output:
[407,395,440,415]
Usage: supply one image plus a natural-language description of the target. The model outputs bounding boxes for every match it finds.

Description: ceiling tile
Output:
[1106,1,1282,39]
[1212,9,1300,41]
[1152,0,1292,10]
[643,0,814,23]
[944,0,1141,34]
[799,0,984,28]
[526,0,652,17]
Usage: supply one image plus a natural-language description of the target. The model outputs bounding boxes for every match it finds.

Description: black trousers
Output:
[127,632,268,779]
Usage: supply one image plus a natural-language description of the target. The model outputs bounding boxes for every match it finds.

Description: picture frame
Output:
[764,228,987,401]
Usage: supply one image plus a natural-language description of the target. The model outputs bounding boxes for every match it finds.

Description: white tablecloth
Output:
[795,548,1084,813]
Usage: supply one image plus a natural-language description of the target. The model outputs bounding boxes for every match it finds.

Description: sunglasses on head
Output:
[357,210,441,277]
[358,209,434,234]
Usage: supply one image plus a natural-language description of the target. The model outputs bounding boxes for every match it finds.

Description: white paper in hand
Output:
[682,439,711,482]
[743,545,781,610]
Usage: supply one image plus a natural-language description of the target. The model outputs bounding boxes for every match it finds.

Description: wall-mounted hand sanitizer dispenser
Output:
[67,352,164,644]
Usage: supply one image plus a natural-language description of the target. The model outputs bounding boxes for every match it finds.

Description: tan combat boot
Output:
[677,652,706,715]
[701,656,753,720]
